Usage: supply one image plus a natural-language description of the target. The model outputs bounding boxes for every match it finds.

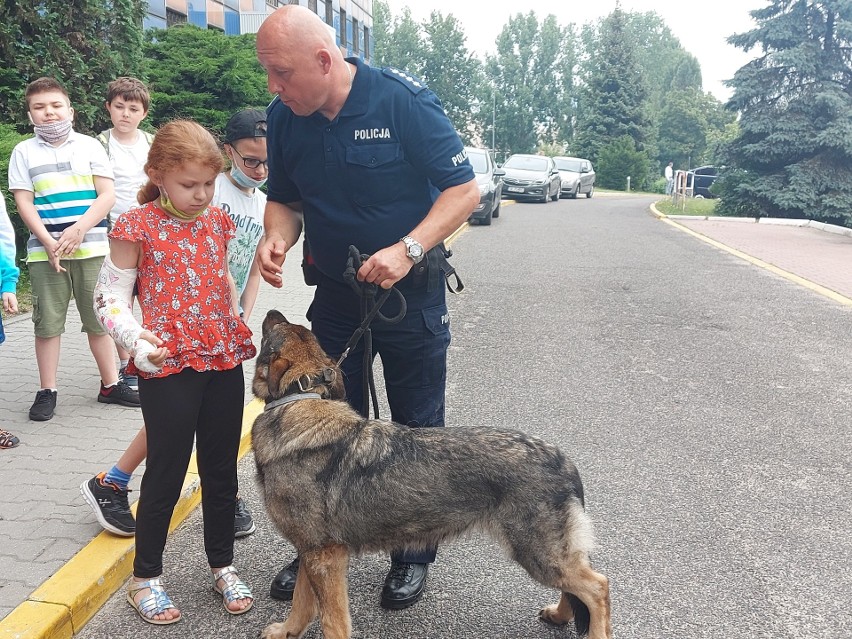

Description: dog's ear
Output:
[263,310,289,338]
[267,355,292,398]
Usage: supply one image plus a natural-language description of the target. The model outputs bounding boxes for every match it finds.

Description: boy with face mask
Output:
[215,109,268,321]
[7,77,140,422]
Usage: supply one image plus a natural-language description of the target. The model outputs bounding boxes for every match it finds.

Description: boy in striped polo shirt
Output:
[8,77,140,421]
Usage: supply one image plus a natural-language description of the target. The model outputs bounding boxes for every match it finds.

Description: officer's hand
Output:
[257,236,288,288]
[358,243,412,290]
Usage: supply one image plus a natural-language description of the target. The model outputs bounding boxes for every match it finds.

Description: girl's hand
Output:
[137,330,170,368]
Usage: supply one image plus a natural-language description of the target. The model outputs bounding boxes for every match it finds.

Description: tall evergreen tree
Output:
[719,0,852,224]
[0,0,146,134]
[573,5,650,164]
[142,25,269,133]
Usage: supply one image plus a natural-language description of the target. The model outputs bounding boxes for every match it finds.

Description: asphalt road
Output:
[79,194,852,638]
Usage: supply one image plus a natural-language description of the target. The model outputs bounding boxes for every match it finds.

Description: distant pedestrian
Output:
[0,191,20,449]
[665,161,674,195]
[93,119,255,624]
[7,77,139,422]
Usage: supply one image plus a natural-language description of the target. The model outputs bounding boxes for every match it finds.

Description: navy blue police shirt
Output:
[266,57,474,283]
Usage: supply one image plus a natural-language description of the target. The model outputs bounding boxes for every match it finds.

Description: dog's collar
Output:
[282,369,337,397]
[264,392,322,412]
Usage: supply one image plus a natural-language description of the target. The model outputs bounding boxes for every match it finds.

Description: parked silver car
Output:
[500,154,561,203]
[554,156,595,199]
[465,147,504,225]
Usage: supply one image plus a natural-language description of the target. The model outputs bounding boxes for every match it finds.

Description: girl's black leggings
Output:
[133,365,244,578]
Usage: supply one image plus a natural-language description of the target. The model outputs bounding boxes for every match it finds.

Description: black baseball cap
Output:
[224,109,267,143]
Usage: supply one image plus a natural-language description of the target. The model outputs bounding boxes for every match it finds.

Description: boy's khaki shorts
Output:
[29,257,108,338]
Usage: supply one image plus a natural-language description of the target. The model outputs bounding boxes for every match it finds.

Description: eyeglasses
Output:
[231,147,268,170]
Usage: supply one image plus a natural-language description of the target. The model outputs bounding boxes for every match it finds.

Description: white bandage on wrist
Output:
[93,256,162,373]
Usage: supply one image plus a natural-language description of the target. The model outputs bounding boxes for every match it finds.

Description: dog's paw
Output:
[261,623,290,639]
[539,604,573,626]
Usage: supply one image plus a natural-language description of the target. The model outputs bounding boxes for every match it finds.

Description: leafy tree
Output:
[0,0,146,135]
[718,0,852,224]
[0,124,31,263]
[142,25,270,134]
[372,6,425,75]
[657,88,735,169]
[486,12,575,156]
[421,12,483,143]
[573,5,651,164]
[597,135,650,190]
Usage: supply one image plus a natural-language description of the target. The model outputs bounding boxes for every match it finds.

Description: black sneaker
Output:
[80,472,136,536]
[234,497,257,538]
[29,389,57,421]
[118,366,139,391]
[97,381,140,407]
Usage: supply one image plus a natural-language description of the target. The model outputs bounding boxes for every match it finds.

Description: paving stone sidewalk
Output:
[0,239,313,621]
[671,217,852,300]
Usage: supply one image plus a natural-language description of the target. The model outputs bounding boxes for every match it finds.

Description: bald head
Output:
[258,5,338,53]
[256,5,352,119]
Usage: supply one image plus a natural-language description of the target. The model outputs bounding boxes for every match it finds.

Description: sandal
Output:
[126,577,181,625]
[212,566,253,615]
[0,429,19,449]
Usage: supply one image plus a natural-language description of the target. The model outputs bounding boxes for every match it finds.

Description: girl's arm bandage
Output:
[93,256,161,373]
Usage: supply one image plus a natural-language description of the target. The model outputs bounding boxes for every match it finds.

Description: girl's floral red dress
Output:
[111,202,256,378]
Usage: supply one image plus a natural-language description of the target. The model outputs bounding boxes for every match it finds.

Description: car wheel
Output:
[480,207,492,226]
[586,185,594,199]
[551,185,559,201]
[540,191,549,203]
[570,184,579,199]
[493,198,501,218]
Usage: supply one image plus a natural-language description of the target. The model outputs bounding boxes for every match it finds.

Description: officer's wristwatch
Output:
[401,235,424,264]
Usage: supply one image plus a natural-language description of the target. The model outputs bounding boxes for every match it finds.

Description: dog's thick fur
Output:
[252,311,612,639]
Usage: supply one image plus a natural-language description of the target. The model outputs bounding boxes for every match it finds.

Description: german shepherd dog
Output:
[252,311,612,639]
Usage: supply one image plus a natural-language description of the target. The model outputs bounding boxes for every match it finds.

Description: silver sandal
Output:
[212,566,254,615]
[126,577,181,625]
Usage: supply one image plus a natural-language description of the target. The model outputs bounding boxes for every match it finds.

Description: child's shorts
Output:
[29,257,107,338]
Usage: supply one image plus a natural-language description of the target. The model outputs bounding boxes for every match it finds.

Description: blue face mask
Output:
[230,162,267,190]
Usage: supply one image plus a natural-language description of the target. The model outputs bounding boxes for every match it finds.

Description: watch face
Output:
[410,244,423,257]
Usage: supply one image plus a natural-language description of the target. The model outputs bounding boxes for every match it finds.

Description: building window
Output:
[308,0,317,12]
[339,8,347,46]
[325,0,333,26]
[166,8,187,26]
[363,25,370,59]
[352,17,359,53]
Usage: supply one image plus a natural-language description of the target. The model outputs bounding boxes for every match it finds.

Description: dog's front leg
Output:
[302,545,352,639]
[262,566,319,639]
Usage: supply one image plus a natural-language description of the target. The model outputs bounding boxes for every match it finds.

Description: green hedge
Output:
[0,123,31,266]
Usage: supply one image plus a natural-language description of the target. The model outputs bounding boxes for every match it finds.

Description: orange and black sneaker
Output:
[80,472,136,536]
[97,381,140,407]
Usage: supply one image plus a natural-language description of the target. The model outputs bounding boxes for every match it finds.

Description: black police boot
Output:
[270,556,300,601]
[380,561,429,610]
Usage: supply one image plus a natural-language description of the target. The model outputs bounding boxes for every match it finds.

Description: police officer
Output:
[255,5,479,611]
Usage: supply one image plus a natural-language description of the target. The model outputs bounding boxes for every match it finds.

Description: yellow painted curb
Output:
[0,397,264,639]
[650,202,852,307]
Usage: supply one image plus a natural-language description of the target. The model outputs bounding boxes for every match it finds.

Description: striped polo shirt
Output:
[7,131,114,263]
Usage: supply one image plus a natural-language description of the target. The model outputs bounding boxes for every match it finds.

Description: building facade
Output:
[145,0,373,62]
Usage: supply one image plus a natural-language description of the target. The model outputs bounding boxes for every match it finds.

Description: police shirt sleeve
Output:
[402,90,474,191]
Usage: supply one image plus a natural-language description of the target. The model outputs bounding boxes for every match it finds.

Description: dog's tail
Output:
[568,594,591,637]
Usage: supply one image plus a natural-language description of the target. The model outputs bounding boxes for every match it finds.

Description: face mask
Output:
[159,187,208,222]
[230,162,267,190]
[33,119,73,144]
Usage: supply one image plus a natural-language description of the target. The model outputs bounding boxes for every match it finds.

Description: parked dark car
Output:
[690,166,719,198]
[465,147,504,225]
[500,154,561,203]
[554,156,595,199]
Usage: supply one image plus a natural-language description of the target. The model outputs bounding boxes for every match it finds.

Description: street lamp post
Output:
[492,88,496,151]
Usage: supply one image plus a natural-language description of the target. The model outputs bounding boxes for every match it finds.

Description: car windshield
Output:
[504,156,547,172]
[467,152,488,174]
[555,158,583,172]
